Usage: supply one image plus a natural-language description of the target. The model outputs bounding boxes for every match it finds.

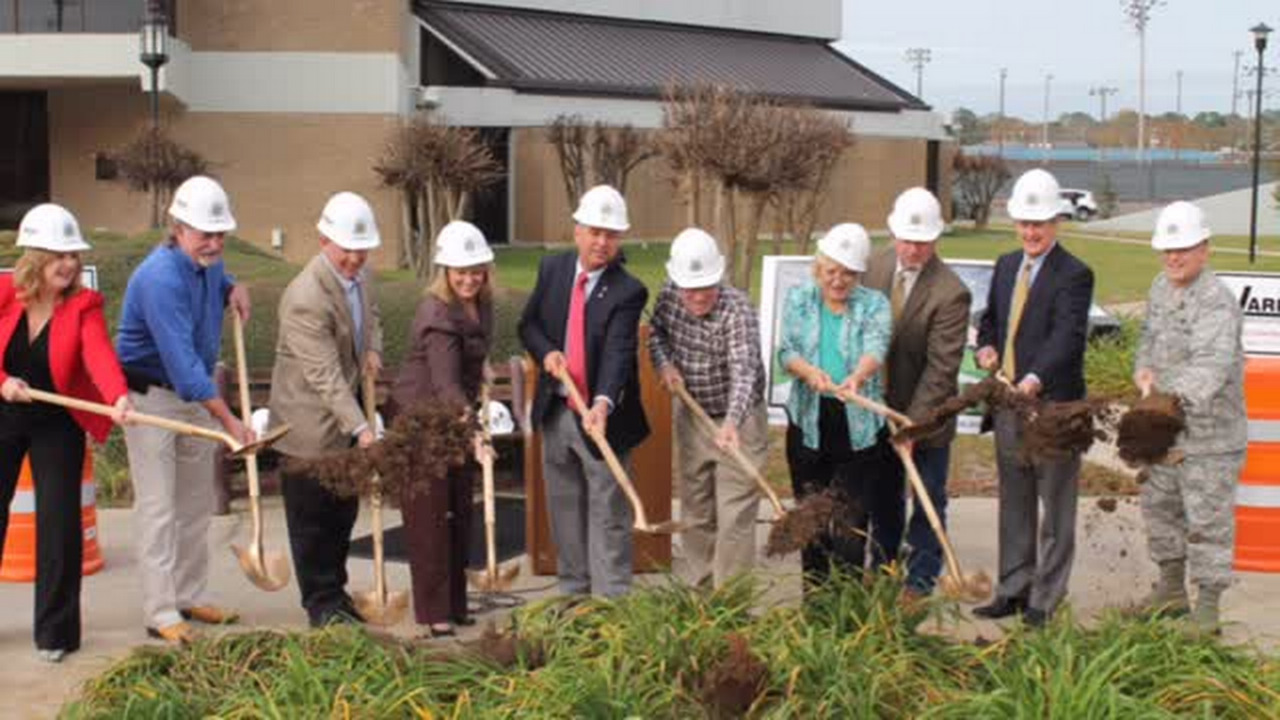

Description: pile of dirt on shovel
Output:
[699,633,769,719]
[1022,397,1119,462]
[1116,391,1185,467]
[894,376,1035,443]
[765,490,844,557]
[284,401,476,500]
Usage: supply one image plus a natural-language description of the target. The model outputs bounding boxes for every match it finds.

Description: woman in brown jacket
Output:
[392,221,494,637]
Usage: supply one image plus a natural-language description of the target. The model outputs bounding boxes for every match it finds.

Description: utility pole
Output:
[1248,22,1273,264]
[1089,86,1119,161]
[1042,73,1054,162]
[1176,69,1183,115]
[998,67,1008,154]
[1122,1,1163,165]
[905,48,932,99]
[1232,50,1243,116]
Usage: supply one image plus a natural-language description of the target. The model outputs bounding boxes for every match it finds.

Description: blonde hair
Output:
[427,263,495,304]
[13,248,82,303]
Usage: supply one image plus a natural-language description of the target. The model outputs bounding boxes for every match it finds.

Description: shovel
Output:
[554,367,685,534]
[351,374,409,626]
[669,383,786,519]
[23,388,290,458]
[837,388,992,602]
[228,313,291,592]
[466,384,521,592]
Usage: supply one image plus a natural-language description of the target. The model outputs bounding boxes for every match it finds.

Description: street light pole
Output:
[138,2,170,229]
[1233,49,1244,117]
[1089,85,1118,162]
[1248,22,1272,265]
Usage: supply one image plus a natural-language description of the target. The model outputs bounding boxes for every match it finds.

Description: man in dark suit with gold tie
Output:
[973,169,1095,627]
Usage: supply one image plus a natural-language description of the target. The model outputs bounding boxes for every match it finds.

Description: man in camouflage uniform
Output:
[1133,201,1246,633]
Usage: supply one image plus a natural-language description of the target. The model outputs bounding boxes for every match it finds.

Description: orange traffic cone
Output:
[0,449,104,582]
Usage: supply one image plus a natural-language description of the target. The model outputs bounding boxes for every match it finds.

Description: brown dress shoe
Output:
[147,621,199,645]
[181,606,241,625]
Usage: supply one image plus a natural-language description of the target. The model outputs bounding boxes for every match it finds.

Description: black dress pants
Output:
[281,463,360,623]
[0,410,86,652]
[786,397,871,592]
[402,464,474,625]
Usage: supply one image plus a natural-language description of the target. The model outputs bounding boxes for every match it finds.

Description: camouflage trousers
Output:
[1140,451,1245,591]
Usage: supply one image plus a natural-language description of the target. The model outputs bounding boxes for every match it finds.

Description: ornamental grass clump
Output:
[65,575,1280,718]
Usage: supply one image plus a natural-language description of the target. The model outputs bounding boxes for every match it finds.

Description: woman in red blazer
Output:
[0,204,130,663]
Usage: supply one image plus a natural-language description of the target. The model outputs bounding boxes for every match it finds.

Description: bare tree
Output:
[110,127,211,216]
[548,115,657,212]
[374,118,502,277]
[952,152,1011,229]
[660,86,853,287]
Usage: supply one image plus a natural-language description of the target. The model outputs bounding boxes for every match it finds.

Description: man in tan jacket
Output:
[269,191,383,628]
[864,188,970,603]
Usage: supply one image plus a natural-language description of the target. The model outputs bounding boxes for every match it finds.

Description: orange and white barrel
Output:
[1236,357,1280,572]
[0,449,104,582]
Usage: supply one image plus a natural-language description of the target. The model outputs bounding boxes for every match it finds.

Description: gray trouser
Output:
[993,408,1081,614]
[542,403,633,597]
[124,387,219,629]
[675,401,768,588]
[1141,451,1244,591]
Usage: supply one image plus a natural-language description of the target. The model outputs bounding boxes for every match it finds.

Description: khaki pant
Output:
[675,401,769,588]
[124,387,219,629]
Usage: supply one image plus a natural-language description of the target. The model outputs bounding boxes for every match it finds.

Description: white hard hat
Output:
[666,227,725,289]
[169,176,237,233]
[886,187,944,242]
[434,221,494,267]
[816,223,872,272]
[486,400,515,435]
[316,191,381,251]
[1006,169,1062,222]
[250,407,272,437]
[16,203,91,253]
[572,185,630,232]
[1152,201,1211,251]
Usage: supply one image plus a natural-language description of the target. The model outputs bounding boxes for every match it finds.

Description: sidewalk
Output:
[4,497,1279,718]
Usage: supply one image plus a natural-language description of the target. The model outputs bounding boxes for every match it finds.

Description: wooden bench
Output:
[212,356,534,514]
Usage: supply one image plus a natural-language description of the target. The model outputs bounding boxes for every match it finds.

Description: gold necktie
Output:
[1001,261,1033,380]
[890,271,907,323]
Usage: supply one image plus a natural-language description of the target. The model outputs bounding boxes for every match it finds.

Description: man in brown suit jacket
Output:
[269,192,384,628]
[863,188,970,602]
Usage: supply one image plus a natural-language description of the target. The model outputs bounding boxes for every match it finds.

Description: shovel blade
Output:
[353,590,410,627]
[231,544,291,592]
[228,424,292,458]
[635,519,687,535]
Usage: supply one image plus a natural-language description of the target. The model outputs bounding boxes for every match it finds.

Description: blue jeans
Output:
[868,444,951,594]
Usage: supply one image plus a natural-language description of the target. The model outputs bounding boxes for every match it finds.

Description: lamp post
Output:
[998,67,1007,155]
[1249,22,1271,265]
[1042,73,1054,162]
[905,47,931,98]
[139,3,169,229]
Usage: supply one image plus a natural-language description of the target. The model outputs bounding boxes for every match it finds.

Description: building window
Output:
[94,152,118,181]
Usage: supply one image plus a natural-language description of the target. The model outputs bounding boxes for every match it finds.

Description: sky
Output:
[837,0,1279,122]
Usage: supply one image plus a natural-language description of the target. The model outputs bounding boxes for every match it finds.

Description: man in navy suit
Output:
[973,169,1095,627]
[518,185,650,597]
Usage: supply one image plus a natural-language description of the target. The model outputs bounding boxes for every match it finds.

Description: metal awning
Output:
[414,1,924,112]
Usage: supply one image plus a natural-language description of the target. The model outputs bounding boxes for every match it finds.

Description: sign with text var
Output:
[1219,272,1280,356]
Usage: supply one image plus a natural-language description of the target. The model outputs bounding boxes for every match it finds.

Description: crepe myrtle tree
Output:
[375,117,502,278]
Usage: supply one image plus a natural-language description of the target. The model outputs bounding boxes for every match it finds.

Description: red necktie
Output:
[565,271,589,407]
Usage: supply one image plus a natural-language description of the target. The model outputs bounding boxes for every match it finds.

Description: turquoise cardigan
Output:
[777,281,890,451]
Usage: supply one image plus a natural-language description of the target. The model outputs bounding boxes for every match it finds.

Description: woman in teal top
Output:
[778,223,891,591]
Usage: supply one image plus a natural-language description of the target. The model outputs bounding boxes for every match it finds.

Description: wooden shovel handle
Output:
[554,367,652,528]
[834,387,914,428]
[670,383,786,517]
[888,419,966,583]
[25,387,237,448]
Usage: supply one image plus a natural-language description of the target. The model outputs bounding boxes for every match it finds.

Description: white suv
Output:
[1058,189,1099,221]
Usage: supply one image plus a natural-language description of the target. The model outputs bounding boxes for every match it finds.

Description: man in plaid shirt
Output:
[650,228,768,588]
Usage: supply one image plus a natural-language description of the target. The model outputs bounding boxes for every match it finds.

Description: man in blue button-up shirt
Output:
[116,176,251,645]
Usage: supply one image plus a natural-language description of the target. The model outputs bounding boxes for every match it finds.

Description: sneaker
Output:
[180,606,240,625]
[37,648,67,664]
[147,621,199,645]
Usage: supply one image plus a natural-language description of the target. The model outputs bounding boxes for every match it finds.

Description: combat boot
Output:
[1135,559,1190,618]
[1189,585,1223,636]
